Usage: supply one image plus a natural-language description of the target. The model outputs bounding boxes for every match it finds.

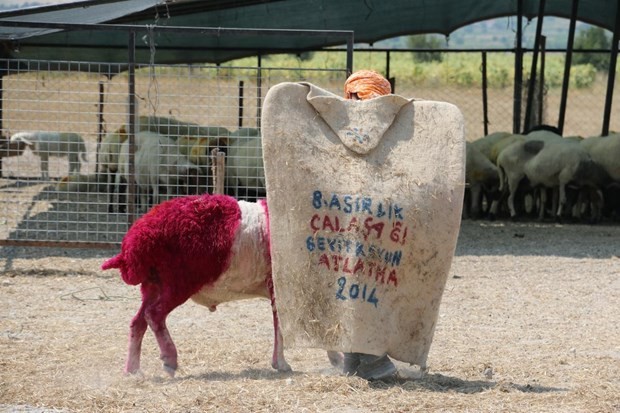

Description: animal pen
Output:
[1,19,619,249]
[0,22,354,248]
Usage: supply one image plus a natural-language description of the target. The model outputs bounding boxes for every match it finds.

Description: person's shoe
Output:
[355,354,397,380]
[342,352,397,380]
[342,352,360,376]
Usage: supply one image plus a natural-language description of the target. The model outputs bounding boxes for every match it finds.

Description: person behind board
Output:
[341,69,398,381]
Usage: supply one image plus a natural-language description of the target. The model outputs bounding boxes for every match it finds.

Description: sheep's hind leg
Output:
[125,303,148,374]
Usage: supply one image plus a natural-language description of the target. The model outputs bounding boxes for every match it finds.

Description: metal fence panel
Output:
[0,61,348,247]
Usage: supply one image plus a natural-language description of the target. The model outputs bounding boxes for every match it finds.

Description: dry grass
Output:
[1,66,619,412]
[1,220,619,412]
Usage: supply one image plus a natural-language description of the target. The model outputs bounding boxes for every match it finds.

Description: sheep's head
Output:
[9,134,34,147]
[116,126,129,142]
[189,137,228,166]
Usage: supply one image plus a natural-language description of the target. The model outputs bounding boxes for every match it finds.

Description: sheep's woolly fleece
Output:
[102,194,241,295]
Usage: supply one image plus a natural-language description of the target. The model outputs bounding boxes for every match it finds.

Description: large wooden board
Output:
[261,82,465,368]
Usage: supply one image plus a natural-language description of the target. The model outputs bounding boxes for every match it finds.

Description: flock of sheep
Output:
[4,120,620,226]
[465,126,620,224]
[5,116,266,213]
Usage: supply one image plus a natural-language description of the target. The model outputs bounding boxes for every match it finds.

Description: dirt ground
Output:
[0,219,618,413]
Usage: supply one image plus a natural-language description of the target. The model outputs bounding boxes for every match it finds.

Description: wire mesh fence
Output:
[354,49,619,140]
[0,60,349,247]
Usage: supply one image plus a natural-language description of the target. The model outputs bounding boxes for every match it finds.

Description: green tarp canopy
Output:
[0,0,618,68]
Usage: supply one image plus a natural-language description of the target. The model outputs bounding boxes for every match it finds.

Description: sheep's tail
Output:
[101,254,145,286]
[497,164,506,193]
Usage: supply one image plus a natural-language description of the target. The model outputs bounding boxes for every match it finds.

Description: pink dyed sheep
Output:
[102,194,292,376]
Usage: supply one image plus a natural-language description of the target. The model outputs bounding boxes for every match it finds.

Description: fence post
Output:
[513,0,524,134]
[238,80,244,129]
[211,148,225,195]
[96,80,106,173]
[481,51,489,136]
[256,54,262,129]
[558,0,580,135]
[127,29,137,224]
[524,0,546,132]
[0,64,4,133]
[602,3,620,136]
[346,36,354,76]
[0,63,4,178]
[538,36,546,125]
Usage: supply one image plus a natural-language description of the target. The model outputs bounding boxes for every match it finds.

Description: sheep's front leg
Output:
[39,153,49,180]
[537,187,547,221]
[506,175,522,219]
[556,183,568,221]
[266,276,291,372]
[144,311,178,376]
[469,184,482,219]
[69,154,81,176]
[105,169,117,213]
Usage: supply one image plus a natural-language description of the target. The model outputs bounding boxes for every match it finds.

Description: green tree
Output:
[297,51,315,61]
[406,34,445,63]
[573,26,611,71]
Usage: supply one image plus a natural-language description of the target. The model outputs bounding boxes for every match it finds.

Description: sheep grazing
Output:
[464,142,499,219]
[580,133,620,181]
[224,128,266,201]
[55,173,105,192]
[493,138,608,221]
[138,115,229,141]
[114,131,202,212]
[579,133,620,221]
[470,131,512,162]
[102,194,292,376]
[98,127,128,186]
[186,136,229,167]
[10,131,87,179]
[134,133,201,207]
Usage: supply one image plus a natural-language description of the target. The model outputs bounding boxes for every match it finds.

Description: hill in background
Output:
[367,17,590,50]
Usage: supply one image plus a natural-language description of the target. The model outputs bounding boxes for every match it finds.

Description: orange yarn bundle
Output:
[344,70,392,100]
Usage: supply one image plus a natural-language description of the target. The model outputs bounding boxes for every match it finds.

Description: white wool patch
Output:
[190,201,270,309]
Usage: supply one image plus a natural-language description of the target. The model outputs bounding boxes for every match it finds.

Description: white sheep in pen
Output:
[10,131,88,179]
[116,131,202,212]
[464,142,499,219]
[98,127,128,210]
[470,131,512,162]
[580,133,620,181]
[579,133,620,220]
[224,127,266,201]
[492,138,610,221]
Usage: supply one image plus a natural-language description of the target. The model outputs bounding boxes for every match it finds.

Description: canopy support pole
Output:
[481,51,489,136]
[513,0,524,133]
[558,0,579,135]
[346,36,354,76]
[256,54,262,129]
[602,2,620,136]
[524,0,546,132]
[539,36,547,124]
